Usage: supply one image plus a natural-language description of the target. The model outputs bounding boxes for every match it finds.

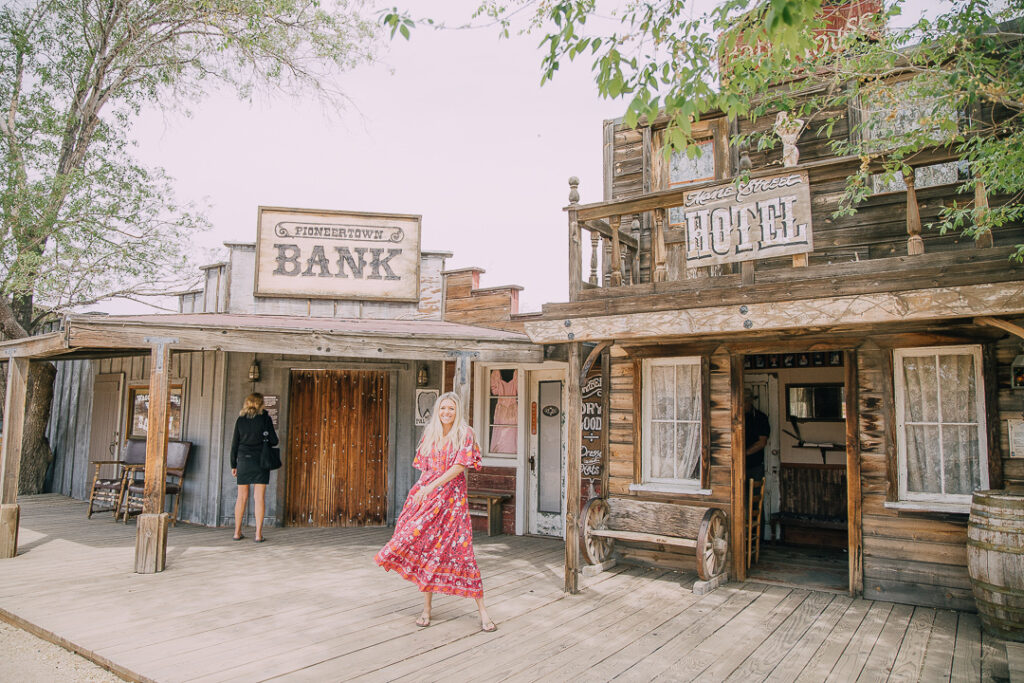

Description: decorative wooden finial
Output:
[568,176,580,205]
[738,142,752,171]
[905,168,924,256]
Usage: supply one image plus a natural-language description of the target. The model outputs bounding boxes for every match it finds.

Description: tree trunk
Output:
[0,295,58,495]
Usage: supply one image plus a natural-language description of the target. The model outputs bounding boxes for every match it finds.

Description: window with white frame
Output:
[894,345,988,505]
[642,357,703,485]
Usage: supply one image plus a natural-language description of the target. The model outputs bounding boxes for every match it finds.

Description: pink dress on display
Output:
[490,370,518,454]
[374,428,484,598]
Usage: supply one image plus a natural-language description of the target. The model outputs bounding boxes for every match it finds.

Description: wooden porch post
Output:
[565,342,582,593]
[452,352,472,414]
[844,350,863,596]
[0,356,29,559]
[730,354,746,581]
[135,339,174,573]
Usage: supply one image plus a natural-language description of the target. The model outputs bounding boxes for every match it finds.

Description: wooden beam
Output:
[565,342,582,594]
[135,340,173,574]
[845,349,863,596]
[581,341,611,382]
[0,331,68,359]
[609,216,623,287]
[975,316,1024,341]
[730,354,746,581]
[65,320,543,364]
[599,346,611,501]
[0,356,28,559]
[525,281,1024,344]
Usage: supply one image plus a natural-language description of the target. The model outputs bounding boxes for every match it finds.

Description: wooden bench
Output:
[467,490,511,536]
[580,497,729,581]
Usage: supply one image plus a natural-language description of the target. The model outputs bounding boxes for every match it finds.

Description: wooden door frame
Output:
[730,349,864,596]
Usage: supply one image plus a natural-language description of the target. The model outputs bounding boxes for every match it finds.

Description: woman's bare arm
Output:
[411,463,467,505]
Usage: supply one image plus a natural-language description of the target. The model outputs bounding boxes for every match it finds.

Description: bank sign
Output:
[677,171,813,267]
[254,207,421,302]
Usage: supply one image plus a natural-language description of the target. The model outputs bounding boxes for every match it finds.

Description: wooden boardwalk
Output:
[0,495,1014,682]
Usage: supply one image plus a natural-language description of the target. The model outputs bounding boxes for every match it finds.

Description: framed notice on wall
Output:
[264,395,280,429]
[254,206,421,302]
[1009,419,1024,458]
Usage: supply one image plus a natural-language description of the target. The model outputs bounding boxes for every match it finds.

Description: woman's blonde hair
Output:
[419,392,469,453]
[240,392,264,418]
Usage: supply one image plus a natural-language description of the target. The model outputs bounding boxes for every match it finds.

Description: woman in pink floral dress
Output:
[375,392,496,632]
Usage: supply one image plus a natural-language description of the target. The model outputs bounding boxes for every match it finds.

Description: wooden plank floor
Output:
[0,495,1013,683]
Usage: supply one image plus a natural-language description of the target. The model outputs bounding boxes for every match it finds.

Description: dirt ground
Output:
[0,621,123,682]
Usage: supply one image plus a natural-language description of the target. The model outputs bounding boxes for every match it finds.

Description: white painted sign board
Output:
[254,206,421,302]
[678,171,814,267]
[1009,418,1024,459]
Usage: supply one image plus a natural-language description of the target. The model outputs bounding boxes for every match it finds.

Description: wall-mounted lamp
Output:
[248,358,261,382]
[1012,353,1024,391]
[417,364,429,387]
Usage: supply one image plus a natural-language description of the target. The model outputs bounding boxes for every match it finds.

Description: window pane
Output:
[942,425,981,495]
[675,363,701,421]
[676,422,701,481]
[939,354,976,422]
[651,365,674,420]
[669,140,715,186]
[650,422,674,479]
[906,424,941,494]
[902,355,938,423]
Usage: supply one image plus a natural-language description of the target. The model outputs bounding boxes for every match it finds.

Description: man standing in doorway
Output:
[744,388,770,481]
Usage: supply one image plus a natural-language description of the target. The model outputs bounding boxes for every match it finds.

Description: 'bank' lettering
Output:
[273,244,302,276]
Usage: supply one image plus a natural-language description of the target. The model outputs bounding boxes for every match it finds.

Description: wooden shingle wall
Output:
[604,344,735,571]
[857,344,974,611]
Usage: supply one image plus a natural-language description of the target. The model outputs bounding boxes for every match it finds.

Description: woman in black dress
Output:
[231,392,278,542]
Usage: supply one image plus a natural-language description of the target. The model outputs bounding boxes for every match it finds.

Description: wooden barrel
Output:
[967,489,1024,642]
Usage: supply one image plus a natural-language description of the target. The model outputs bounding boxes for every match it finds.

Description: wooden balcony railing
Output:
[565,149,997,302]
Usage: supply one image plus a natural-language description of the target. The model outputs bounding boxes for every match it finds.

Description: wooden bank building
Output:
[0,206,581,571]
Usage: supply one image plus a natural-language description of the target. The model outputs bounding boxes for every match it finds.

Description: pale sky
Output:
[128,0,937,316]
[131,2,627,315]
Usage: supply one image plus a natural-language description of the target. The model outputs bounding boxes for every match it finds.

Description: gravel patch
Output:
[0,621,124,682]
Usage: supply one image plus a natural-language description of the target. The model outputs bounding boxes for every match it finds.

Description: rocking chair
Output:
[86,438,147,519]
[121,440,192,525]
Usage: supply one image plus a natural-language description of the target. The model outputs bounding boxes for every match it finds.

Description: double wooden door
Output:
[285,370,389,527]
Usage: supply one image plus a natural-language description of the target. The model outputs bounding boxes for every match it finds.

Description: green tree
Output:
[387,0,1023,255]
[1,0,379,492]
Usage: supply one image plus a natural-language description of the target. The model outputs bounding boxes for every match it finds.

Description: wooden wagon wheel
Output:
[580,498,614,565]
[696,508,728,580]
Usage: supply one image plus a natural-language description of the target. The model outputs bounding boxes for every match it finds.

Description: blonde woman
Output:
[375,392,496,632]
[230,392,278,543]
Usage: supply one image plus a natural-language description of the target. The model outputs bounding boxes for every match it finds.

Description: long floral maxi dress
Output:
[374,428,484,598]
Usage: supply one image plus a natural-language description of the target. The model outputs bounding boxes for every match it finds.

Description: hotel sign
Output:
[679,171,813,267]
[254,207,421,302]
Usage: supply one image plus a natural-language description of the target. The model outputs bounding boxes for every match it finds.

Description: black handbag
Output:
[261,429,282,470]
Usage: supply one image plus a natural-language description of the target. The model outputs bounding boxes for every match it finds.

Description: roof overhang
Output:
[525,281,1024,344]
[0,314,544,364]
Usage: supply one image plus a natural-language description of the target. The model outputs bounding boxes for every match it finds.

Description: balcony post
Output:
[568,177,582,301]
[589,230,600,285]
[653,209,668,283]
[975,180,994,248]
[905,168,924,256]
[630,217,641,284]
[609,215,623,287]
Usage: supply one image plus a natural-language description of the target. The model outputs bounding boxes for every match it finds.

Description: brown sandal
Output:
[416,613,431,628]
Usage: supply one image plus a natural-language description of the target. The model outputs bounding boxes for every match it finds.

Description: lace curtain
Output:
[901,352,981,497]
[649,362,702,482]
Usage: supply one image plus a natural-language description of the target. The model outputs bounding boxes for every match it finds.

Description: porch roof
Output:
[0,312,544,363]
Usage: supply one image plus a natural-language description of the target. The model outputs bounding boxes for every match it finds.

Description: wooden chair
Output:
[747,477,766,569]
[121,441,192,525]
[86,438,147,519]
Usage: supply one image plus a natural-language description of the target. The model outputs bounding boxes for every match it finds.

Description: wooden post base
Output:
[134,513,169,574]
[0,504,20,559]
